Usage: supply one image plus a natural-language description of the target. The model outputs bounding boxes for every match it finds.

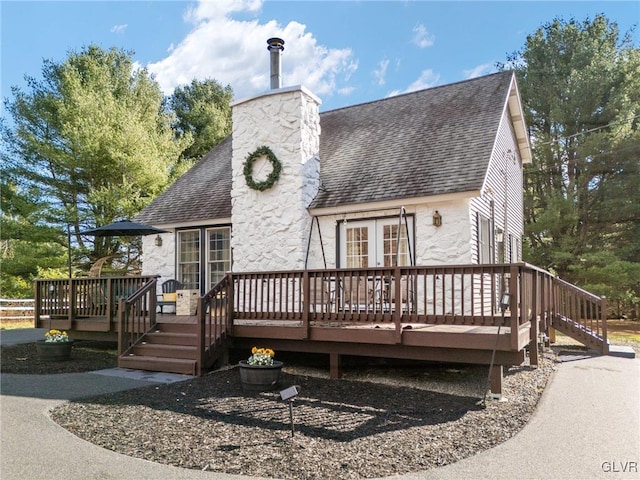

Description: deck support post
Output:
[393,266,402,343]
[489,364,503,398]
[302,271,310,340]
[549,326,556,344]
[509,265,520,351]
[529,338,539,366]
[600,297,608,355]
[529,273,539,366]
[214,343,229,369]
[329,353,342,379]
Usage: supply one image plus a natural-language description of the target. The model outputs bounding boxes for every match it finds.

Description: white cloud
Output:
[463,63,495,79]
[372,58,389,86]
[387,69,440,97]
[184,0,263,23]
[110,24,128,34]
[338,86,355,96]
[131,61,143,74]
[148,0,357,100]
[411,24,434,48]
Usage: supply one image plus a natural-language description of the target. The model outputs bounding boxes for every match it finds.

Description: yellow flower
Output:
[247,346,276,366]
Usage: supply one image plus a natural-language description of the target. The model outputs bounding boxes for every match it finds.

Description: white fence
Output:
[0,298,35,322]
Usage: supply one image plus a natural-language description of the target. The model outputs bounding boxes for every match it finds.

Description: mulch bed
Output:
[1,341,117,374]
[48,352,557,479]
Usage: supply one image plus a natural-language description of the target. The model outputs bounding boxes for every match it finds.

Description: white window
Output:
[178,230,200,289]
[207,227,231,288]
[340,217,413,268]
[345,224,369,268]
[478,214,494,264]
[177,227,232,292]
[509,234,520,263]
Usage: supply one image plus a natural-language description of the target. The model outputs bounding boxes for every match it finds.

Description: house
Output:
[136,56,532,294]
[35,40,610,391]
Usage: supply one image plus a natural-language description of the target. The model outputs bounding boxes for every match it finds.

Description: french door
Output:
[340,217,413,268]
[177,227,231,293]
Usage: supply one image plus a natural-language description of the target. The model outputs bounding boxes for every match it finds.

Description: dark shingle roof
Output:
[136,71,513,224]
[312,71,513,208]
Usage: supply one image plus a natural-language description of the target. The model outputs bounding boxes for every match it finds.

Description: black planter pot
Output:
[36,340,74,362]
[238,360,283,391]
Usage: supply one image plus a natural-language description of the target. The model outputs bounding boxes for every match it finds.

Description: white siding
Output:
[469,107,524,264]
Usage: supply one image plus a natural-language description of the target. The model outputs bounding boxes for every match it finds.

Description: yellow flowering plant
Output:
[247,346,275,366]
[44,329,70,343]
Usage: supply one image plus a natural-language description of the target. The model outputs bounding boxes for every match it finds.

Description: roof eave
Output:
[507,74,532,164]
[309,190,480,217]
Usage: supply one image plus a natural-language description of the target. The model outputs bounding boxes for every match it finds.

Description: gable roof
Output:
[136,71,520,225]
[312,71,515,209]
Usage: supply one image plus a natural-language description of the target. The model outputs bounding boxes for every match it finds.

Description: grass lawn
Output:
[606,319,640,344]
[0,319,35,330]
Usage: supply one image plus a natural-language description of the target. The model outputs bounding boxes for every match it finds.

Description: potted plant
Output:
[36,329,74,361]
[238,347,283,391]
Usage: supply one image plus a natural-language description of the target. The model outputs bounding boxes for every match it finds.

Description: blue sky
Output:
[1,1,639,113]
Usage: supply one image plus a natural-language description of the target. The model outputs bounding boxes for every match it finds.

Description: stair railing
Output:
[552,277,608,354]
[197,274,231,375]
[117,277,158,357]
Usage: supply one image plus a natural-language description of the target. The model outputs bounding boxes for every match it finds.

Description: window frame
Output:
[477,213,495,264]
[338,215,415,268]
[177,229,201,290]
[206,227,231,289]
[176,225,232,294]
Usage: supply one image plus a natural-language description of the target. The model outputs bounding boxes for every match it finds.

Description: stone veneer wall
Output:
[306,200,473,270]
[414,200,472,265]
[141,232,175,284]
[306,202,473,315]
[231,86,321,272]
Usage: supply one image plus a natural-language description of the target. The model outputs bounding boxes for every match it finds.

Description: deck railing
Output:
[34,276,157,330]
[117,278,158,356]
[197,275,231,374]
[553,277,608,353]
[33,263,607,356]
[233,264,524,323]
[229,263,607,352]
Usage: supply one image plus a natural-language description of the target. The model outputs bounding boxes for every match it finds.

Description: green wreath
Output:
[243,146,282,191]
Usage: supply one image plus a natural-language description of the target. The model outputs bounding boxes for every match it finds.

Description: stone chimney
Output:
[230,39,321,272]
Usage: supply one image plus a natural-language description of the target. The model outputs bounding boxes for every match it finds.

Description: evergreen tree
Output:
[169,78,233,161]
[501,15,640,316]
[2,45,190,270]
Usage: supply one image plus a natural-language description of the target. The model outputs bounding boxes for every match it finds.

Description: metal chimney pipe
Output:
[267,37,285,89]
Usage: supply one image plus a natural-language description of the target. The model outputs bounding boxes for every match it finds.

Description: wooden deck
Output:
[33,263,608,394]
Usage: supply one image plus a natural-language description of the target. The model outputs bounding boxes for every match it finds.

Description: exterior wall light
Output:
[155,235,163,247]
[432,210,442,227]
[500,292,511,312]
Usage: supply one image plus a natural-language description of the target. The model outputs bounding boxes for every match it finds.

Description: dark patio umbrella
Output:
[80,220,168,237]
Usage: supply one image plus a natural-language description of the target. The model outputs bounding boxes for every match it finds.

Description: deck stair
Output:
[118,322,199,375]
[552,314,608,353]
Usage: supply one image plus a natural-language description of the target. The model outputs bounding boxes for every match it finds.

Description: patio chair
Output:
[309,277,335,313]
[389,276,414,313]
[88,255,116,278]
[340,276,369,312]
[157,279,182,314]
